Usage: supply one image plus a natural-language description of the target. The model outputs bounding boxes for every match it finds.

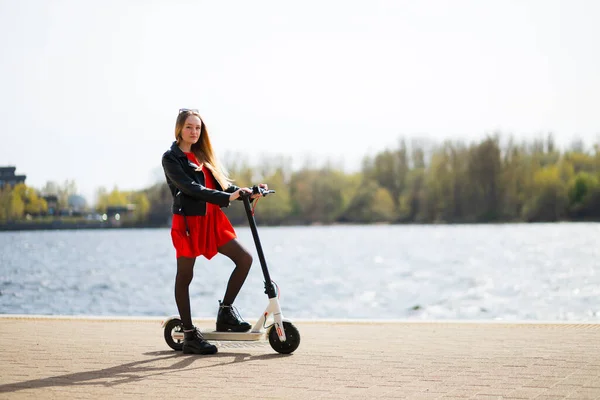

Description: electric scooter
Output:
[161,185,301,354]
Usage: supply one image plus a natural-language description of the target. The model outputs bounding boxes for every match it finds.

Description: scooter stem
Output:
[242,195,277,299]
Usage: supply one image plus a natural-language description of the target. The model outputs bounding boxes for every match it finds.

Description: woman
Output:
[161,108,267,355]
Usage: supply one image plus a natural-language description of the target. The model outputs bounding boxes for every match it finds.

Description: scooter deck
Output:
[200,330,265,341]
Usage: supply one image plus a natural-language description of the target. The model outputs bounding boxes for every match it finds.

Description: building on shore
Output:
[42,195,59,215]
[105,204,137,225]
[0,166,26,189]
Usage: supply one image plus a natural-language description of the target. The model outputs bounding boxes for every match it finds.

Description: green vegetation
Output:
[0,183,48,222]
[2,134,600,227]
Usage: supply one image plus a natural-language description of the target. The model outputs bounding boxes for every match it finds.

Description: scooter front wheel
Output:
[268,321,300,354]
[164,318,184,351]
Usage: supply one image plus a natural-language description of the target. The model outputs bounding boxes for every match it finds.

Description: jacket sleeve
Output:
[224,184,239,194]
[224,183,254,203]
[162,153,231,207]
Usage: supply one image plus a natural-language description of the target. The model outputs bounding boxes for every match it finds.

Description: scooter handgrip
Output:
[252,185,276,196]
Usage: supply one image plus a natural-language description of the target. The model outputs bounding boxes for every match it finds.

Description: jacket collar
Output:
[170,141,187,159]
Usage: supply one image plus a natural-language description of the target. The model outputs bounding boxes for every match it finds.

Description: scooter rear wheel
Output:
[268,321,300,354]
[164,318,184,351]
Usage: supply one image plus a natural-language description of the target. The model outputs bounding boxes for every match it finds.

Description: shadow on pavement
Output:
[0,350,292,394]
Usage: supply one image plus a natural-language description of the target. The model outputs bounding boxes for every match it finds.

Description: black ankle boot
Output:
[216,301,251,332]
[183,327,218,355]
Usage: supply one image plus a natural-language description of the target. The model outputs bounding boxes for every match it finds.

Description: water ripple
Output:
[1,223,599,321]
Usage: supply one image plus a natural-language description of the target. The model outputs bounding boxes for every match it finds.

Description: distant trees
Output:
[144,182,172,225]
[2,133,600,225]
[218,133,600,225]
[95,186,151,222]
[0,183,48,222]
[0,183,150,224]
[41,180,78,210]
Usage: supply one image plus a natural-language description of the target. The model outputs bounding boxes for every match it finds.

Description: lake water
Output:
[1,223,599,321]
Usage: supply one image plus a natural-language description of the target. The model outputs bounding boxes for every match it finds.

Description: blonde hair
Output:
[175,110,233,189]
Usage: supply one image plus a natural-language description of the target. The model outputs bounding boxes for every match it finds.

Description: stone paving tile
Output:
[1,317,600,399]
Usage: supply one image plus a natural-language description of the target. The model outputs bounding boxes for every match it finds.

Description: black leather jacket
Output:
[161,141,240,216]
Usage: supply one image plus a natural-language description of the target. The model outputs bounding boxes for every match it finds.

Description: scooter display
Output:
[161,185,301,354]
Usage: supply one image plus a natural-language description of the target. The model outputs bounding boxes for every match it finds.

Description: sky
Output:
[1,0,599,203]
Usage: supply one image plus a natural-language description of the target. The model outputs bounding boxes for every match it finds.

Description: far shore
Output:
[0,220,167,232]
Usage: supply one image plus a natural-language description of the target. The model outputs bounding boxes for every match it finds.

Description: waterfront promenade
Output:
[1,315,599,399]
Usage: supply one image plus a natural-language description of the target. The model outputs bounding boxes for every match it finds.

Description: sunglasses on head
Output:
[179,108,199,114]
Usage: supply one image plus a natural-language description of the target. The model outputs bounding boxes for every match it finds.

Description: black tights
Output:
[175,239,253,330]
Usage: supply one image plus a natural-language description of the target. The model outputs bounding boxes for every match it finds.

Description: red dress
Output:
[171,152,237,259]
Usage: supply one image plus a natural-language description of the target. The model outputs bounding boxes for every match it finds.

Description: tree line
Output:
[2,133,600,225]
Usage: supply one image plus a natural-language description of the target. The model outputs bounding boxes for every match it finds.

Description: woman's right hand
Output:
[229,187,253,201]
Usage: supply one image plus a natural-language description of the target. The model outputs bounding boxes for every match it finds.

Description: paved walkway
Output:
[1,315,599,399]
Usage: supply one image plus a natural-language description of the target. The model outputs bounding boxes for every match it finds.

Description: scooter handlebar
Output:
[239,185,276,198]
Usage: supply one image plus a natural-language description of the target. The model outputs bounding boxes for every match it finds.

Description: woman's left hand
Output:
[250,183,269,199]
